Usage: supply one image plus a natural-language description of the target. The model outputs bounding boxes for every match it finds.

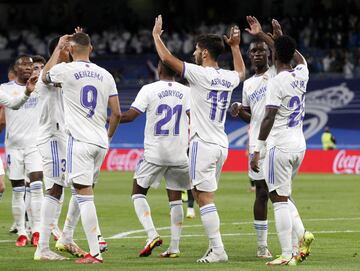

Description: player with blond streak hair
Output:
[152,15,245,263]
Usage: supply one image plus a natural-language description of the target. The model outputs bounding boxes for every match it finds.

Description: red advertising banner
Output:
[0,148,359,174]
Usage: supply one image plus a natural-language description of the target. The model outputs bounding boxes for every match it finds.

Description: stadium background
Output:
[0,0,359,174]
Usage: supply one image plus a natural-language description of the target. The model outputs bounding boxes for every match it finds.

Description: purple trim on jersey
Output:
[67,135,74,173]
[266,105,280,109]
[75,60,91,63]
[130,106,144,114]
[109,93,118,97]
[186,109,190,113]
[287,69,295,72]
[191,141,198,180]
[181,62,186,79]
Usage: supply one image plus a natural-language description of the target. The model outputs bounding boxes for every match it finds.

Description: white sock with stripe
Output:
[30,181,44,233]
[12,186,26,236]
[61,190,80,243]
[24,186,32,230]
[200,203,224,254]
[76,194,101,259]
[132,194,158,240]
[53,191,64,235]
[273,202,292,258]
[38,195,60,251]
[288,199,305,255]
[254,220,268,247]
[169,200,183,253]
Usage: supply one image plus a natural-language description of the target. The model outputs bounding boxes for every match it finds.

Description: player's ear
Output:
[202,49,208,59]
[89,45,93,54]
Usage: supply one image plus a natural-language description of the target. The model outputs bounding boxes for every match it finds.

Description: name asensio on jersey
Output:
[74,70,104,82]
[210,78,233,89]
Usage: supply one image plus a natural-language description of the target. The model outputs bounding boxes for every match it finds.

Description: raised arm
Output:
[107,96,121,141]
[0,74,38,110]
[42,34,72,84]
[224,26,246,81]
[152,15,183,75]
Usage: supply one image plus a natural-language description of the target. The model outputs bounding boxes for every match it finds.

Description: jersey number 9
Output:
[80,85,98,118]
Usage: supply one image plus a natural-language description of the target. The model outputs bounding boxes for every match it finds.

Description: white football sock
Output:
[76,194,101,259]
[288,199,305,255]
[132,194,158,240]
[273,202,292,258]
[53,190,64,233]
[200,203,224,254]
[169,200,183,253]
[61,190,80,243]
[12,186,26,236]
[24,186,32,230]
[38,195,60,250]
[254,220,268,247]
[29,181,44,233]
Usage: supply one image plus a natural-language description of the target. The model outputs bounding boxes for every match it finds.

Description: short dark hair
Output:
[249,37,266,46]
[196,34,224,61]
[48,36,60,56]
[71,32,91,46]
[274,35,296,64]
[32,55,46,65]
[159,61,176,77]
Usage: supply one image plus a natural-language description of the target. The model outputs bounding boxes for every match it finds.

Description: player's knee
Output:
[29,171,43,181]
[11,179,25,187]
[131,179,148,196]
[47,183,63,200]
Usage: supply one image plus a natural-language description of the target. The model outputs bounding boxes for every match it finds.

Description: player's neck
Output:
[72,54,90,63]
[15,77,26,85]
[201,59,218,69]
[276,63,292,73]
[254,65,269,75]
[159,76,174,81]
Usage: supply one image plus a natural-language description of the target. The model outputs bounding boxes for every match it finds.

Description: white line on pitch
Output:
[108,217,360,239]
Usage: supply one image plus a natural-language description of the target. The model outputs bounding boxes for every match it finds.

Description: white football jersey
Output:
[265,63,308,152]
[36,71,65,145]
[183,62,240,148]
[0,82,30,109]
[2,81,40,149]
[131,80,190,166]
[47,61,118,148]
[242,66,276,150]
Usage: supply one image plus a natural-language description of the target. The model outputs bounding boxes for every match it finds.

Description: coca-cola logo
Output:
[333,150,360,174]
[106,149,144,171]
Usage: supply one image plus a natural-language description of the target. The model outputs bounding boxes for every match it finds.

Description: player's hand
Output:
[74,26,84,33]
[270,19,283,39]
[224,25,241,47]
[57,34,72,51]
[250,151,260,173]
[229,102,241,117]
[152,15,164,37]
[25,74,39,96]
[245,16,262,36]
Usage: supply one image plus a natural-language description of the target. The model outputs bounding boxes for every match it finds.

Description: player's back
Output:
[131,80,190,166]
[36,71,65,145]
[48,61,118,148]
[2,81,40,148]
[266,64,309,152]
[183,63,240,147]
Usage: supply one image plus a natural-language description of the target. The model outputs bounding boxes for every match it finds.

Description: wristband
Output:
[254,140,266,152]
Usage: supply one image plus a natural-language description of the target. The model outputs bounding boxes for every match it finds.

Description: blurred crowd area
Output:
[1,13,360,82]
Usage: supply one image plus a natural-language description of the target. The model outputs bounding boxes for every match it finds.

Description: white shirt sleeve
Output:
[46,62,67,84]
[265,79,282,108]
[108,76,118,97]
[0,85,29,110]
[294,64,309,80]
[131,86,148,113]
[183,62,207,84]
[242,82,250,109]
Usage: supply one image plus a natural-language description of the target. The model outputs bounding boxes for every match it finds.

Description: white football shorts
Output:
[263,147,305,197]
[66,136,107,186]
[189,134,228,192]
[6,147,43,180]
[37,136,67,190]
[134,157,190,191]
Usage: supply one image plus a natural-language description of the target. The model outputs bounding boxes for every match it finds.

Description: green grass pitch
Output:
[0,172,359,271]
